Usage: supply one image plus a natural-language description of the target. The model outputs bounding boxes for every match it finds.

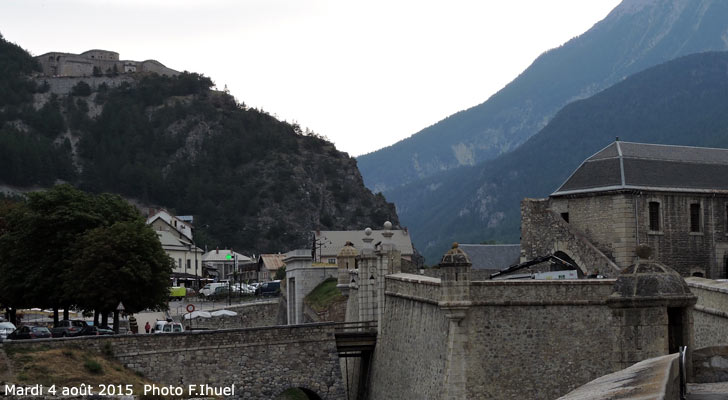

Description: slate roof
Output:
[458,244,521,270]
[258,254,286,272]
[314,230,414,257]
[553,141,728,196]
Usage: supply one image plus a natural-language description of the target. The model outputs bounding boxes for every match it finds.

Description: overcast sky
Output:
[1,0,621,157]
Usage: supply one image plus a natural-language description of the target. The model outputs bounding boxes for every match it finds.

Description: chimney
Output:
[216,247,219,254]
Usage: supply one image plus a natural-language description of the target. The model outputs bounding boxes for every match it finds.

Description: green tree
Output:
[0,185,171,326]
[69,220,172,324]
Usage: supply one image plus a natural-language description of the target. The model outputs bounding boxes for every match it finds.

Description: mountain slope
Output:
[0,36,398,255]
[358,0,728,193]
[390,51,728,263]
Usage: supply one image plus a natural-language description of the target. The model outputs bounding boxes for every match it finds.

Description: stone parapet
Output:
[385,273,441,304]
[687,277,728,348]
[2,323,344,399]
[469,279,615,305]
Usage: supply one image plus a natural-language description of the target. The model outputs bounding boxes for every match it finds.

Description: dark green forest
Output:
[0,34,398,254]
[388,51,728,263]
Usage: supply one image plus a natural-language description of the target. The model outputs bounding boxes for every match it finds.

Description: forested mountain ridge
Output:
[389,51,728,263]
[358,0,728,193]
[0,34,398,255]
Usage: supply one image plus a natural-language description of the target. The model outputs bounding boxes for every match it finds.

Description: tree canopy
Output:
[0,185,172,316]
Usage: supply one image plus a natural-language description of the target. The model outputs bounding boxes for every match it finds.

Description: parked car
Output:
[51,319,87,337]
[255,280,281,297]
[161,322,184,333]
[78,325,115,336]
[208,285,232,300]
[152,320,168,333]
[7,326,52,340]
[232,283,254,295]
[0,322,16,342]
[200,282,228,297]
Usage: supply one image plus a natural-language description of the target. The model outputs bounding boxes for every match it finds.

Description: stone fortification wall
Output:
[521,198,621,277]
[368,275,622,400]
[181,299,279,330]
[422,268,497,280]
[368,292,449,400]
[2,323,344,399]
[36,76,134,96]
[687,277,728,348]
[467,280,618,399]
[384,273,440,304]
[470,278,614,304]
[342,287,362,400]
[36,51,178,78]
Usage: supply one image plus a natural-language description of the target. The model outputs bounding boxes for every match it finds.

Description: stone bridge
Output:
[2,322,346,399]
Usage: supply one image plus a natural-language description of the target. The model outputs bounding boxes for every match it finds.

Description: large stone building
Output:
[522,140,728,278]
[35,49,178,77]
[146,209,203,286]
[313,229,414,265]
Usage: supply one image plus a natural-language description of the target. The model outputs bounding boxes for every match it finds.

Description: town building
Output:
[256,254,286,282]
[521,140,728,278]
[146,209,203,286]
[202,248,254,283]
[313,229,414,265]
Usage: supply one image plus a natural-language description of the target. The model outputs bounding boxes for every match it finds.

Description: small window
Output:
[561,212,569,223]
[649,202,660,231]
[178,258,182,269]
[690,203,701,232]
[186,259,191,270]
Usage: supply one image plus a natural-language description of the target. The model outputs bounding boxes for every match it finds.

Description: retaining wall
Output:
[2,323,344,399]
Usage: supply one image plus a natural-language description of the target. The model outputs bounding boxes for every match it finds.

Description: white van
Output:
[200,282,227,297]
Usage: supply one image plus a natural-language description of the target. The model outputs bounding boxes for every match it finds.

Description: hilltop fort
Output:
[35,49,178,77]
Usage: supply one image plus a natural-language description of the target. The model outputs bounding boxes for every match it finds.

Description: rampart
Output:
[2,323,344,399]
[368,274,684,400]
[687,277,728,348]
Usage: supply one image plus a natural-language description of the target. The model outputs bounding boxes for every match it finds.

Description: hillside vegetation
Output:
[389,51,728,262]
[0,34,398,254]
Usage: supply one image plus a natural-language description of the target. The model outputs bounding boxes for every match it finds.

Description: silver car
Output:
[0,322,17,342]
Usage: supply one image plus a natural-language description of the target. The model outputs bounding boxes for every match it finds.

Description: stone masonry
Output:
[2,323,345,399]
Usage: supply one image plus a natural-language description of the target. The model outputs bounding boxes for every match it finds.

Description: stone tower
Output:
[337,241,358,297]
[607,246,696,372]
[438,243,472,400]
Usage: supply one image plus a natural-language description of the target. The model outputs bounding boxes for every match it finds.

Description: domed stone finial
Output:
[364,227,372,236]
[337,241,359,258]
[440,242,471,266]
[384,221,392,230]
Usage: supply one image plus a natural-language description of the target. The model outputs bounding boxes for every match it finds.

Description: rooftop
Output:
[553,141,728,196]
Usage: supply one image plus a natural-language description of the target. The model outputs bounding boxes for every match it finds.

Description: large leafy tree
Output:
[0,185,171,325]
[69,220,172,314]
